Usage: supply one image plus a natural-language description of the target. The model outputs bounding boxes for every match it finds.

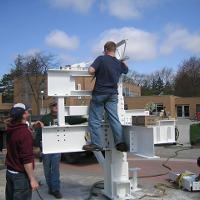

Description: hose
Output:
[35,189,44,200]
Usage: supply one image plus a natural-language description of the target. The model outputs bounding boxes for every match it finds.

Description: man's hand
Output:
[24,163,39,191]
[30,177,39,191]
[32,121,44,129]
[121,61,128,68]
[88,66,95,75]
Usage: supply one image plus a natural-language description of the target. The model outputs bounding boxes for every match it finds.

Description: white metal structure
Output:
[153,120,176,144]
[42,41,176,199]
[42,66,176,199]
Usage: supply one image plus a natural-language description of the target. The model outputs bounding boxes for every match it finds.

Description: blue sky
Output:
[0,0,200,78]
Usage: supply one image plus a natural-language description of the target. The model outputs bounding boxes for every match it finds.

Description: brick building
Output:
[13,76,141,115]
[125,95,200,120]
[2,75,199,120]
[0,94,12,117]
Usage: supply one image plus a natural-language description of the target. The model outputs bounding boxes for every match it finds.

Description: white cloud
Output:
[93,27,157,61]
[49,0,94,13]
[12,49,41,60]
[160,26,200,55]
[25,48,41,56]
[49,0,160,19]
[45,30,79,50]
[58,54,76,65]
[107,0,140,19]
[48,0,163,19]
[101,0,159,20]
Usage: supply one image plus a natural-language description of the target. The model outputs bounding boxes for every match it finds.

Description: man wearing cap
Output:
[83,41,128,152]
[5,103,39,200]
[37,102,62,199]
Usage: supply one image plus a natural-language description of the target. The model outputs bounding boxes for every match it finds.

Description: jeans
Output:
[42,153,61,192]
[6,170,32,200]
[88,94,124,147]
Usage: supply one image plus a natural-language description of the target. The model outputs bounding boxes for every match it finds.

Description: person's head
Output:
[10,103,31,124]
[49,102,58,116]
[104,41,116,55]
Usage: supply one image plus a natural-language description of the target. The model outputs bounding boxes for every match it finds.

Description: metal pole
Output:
[41,90,44,115]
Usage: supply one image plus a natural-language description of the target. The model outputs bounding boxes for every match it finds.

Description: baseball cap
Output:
[13,103,30,110]
[49,101,57,107]
[10,103,30,119]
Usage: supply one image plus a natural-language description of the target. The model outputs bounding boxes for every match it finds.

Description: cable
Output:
[138,183,178,199]
[86,146,193,199]
[138,146,193,199]
[138,146,192,179]
[85,181,104,200]
[35,189,44,200]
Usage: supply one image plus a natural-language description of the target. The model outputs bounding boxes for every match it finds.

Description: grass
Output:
[190,123,200,145]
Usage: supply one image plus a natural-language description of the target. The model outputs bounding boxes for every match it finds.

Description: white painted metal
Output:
[48,68,91,97]
[48,70,75,96]
[117,78,126,125]
[57,97,65,126]
[124,126,156,158]
[153,120,176,144]
[102,126,132,200]
[129,168,141,192]
[70,61,92,69]
[126,109,149,116]
[42,125,88,154]
[43,53,176,199]
[93,151,105,169]
[65,106,88,116]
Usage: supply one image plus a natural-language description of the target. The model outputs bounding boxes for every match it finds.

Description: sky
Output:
[0,0,200,78]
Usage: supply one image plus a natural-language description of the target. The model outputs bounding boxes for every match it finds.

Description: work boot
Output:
[82,144,103,151]
[116,143,128,152]
[49,190,62,199]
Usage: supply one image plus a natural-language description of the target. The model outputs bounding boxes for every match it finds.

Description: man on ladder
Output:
[83,41,128,152]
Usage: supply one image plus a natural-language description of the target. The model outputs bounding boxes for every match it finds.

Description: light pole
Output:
[41,90,44,115]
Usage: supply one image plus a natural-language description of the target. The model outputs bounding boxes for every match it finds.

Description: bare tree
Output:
[174,56,200,97]
[11,52,58,115]
[124,67,175,96]
[153,67,175,85]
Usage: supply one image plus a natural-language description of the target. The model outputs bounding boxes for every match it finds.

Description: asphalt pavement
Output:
[0,145,200,200]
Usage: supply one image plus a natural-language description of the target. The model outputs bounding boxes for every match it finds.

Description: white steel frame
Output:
[42,55,176,200]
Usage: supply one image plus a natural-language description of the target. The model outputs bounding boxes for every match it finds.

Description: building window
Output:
[123,87,135,97]
[176,105,190,118]
[129,91,134,97]
[155,103,164,113]
[196,104,200,112]
[77,84,81,90]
